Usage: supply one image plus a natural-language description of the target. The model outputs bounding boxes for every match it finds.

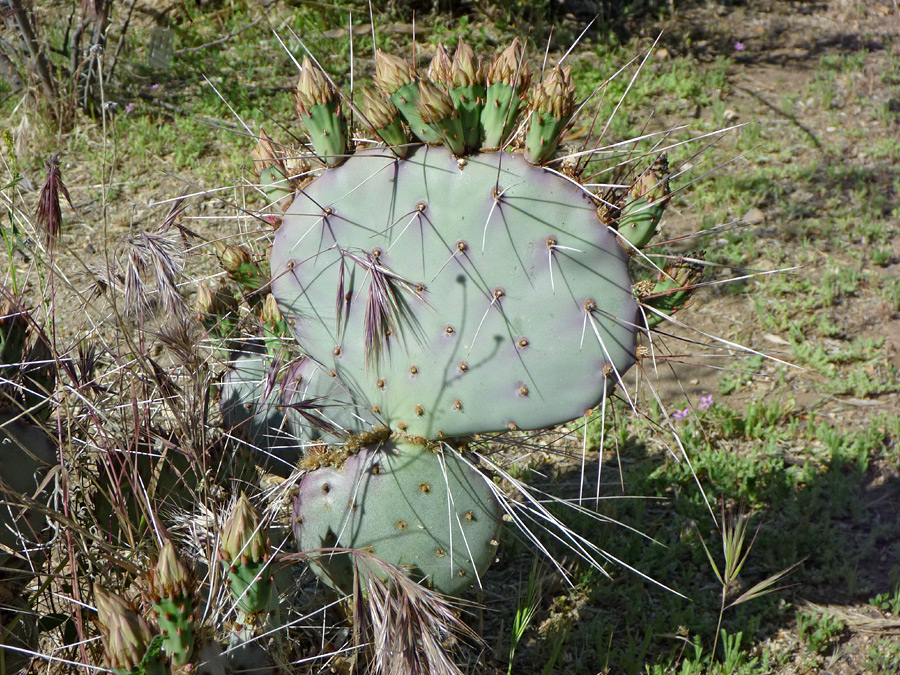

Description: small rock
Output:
[742,207,766,225]
[763,333,790,346]
[791,188,814,203]
[656,48,670,60]
[723,109,739,123]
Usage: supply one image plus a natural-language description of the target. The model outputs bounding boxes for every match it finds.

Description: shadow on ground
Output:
[474,411,900,673]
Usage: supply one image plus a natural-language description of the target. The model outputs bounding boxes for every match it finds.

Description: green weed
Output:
[696,509,802,665]
[718,355,764,395]
[508,560,542,675]
[865,637,900,673]
[796,610,845,654]
[869,583,900,616]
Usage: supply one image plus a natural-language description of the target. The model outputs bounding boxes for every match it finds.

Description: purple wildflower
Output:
[734,42,745,52]
[700,394,714,410]
[124,102,135,114]
[672,408,689,421]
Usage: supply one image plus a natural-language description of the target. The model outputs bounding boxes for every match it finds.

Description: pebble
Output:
[742,207,766,225]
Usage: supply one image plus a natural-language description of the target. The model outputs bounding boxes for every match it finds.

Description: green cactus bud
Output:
[195,280,215,317]
[295,57,348,168]
[260,292,290,346]
[524,65,576,165]
[416,79,454,123]
[486,37,527,87]
[218,242,249,273]
[482,38,530,151]
[221,492,269,567]
[640,257,702,329]
[151,541,194,598]
[448,38,486,150]
[251,129,292,207]
[358,86,409,158]
[220,492,273,615]
[195,281,239,345]
[374,49,415,94]
[427,42,453,87]
[295,57,333,111]
[95,586,169,675]
[416,80,465,155]
[618,154,671,249]
[250,129,283,176]
[374,50,442,144]
[217,243,268,301]
[260,293,283,330]
[147,540,196,666]
[451,38,481,89]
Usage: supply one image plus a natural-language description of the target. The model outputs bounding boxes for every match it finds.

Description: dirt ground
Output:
[632,2,900,672]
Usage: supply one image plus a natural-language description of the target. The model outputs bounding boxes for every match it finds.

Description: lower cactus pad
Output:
[293,436,500,596]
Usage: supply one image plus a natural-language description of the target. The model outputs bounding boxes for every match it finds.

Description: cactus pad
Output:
[293,437,500,596]
[270,145,639,438]
[221,344,380,474]
[281,355,381,441]
[220,344,301,476]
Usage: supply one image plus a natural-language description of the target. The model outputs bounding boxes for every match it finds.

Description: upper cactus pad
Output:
[269,145,639,438]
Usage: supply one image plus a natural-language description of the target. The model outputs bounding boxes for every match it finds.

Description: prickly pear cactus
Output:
[293,436,500,596]
[220,492,274,616]
[94,586,170,675]
[0,295,56,420]
[616,154,671,250]
[238,38,704,598]
[220,343,300,476]
[280,354,381,441]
